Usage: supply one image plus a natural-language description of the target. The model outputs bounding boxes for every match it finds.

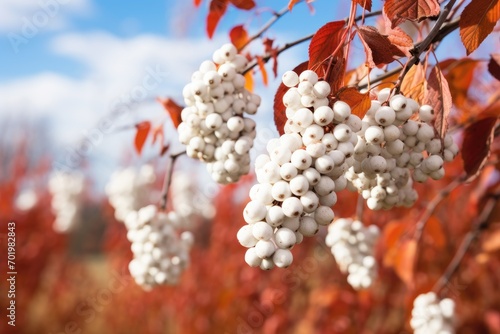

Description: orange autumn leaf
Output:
[358,25,405,68]
[158,97,183,129]
[442,58,481,108]
[229,25,249,50]
[244,71,253,92]
[384,0,440,28]
[257,56,268,86]
[134,121,151,155]
[394,239,417,286]
[425,65,452,139]
[424,216,446,248]
[459,0,500,55]
[206,0,228,39]
[308,21,346,69]
[401,63,426,104]
[336,87,371,118]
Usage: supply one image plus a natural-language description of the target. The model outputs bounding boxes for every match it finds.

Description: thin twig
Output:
[239,5,291,51]
[414,174,466,243]
[358,17,460,90]
[393,0,458,93]
[241,10,382,75]
[159,151,186,210]
[432,193,499,293]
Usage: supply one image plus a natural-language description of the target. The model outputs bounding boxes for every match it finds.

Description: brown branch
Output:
[358,17,460,90]
[242,10,382,75]
[239,5,291,51]
[159,151,186,210]
[393,0,458,93]
[414,174,466,243]
[432,193,499,293]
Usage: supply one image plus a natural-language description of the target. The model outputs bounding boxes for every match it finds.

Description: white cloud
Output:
[0,32,229,179]
[0,0,91,32]
[0,30,303,185]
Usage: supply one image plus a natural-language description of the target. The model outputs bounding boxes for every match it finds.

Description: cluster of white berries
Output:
[105,165,156,222]
[345,89,459,210]
[325,218,379,289]
[170,171,216,227]
[410,292,456,334]
[48,172,85,233]
[238,69,360,269]
[178,43,261,184]
[125,205,194,289]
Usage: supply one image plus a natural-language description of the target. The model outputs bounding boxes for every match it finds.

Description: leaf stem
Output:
[159,151,186,211]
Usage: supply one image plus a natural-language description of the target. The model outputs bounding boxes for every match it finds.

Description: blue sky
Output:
[0,0,487,189]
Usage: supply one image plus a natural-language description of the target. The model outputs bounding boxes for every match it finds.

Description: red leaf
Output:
[442,58,481,108]
[394,240,417,286]
[256,56,268,86]
[206,0,228,39]
[336,87,371,118]
[273,61,309,135]
[459,0,500,55]
[134,121,151,155]
[353,0,372,11]
[387,27,413,57]
[488,54,500,81]
[229,0,255,10]
[308,21,346,70]
[384,0,440,28]
[462,117,497,177]
[229,25,249,50]
[158,97,184,129]
[358,25,405,67]
[194,0,202,7]
[425,66,452,139]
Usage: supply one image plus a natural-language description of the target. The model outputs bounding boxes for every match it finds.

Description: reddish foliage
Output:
[358,25,405,67]
[256,56,268,86]
[134,121,151,155]
[206,0,228,39]
[459,0,500,55]
[425,65,453,139]
[335,87,371,118]
[384,0,440,28]
[229,0,255,10]
[462,117,497,178]
[308,21,346,70]
[158,97,183,129]
[441,58,481,109]
[229,24,249,50]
